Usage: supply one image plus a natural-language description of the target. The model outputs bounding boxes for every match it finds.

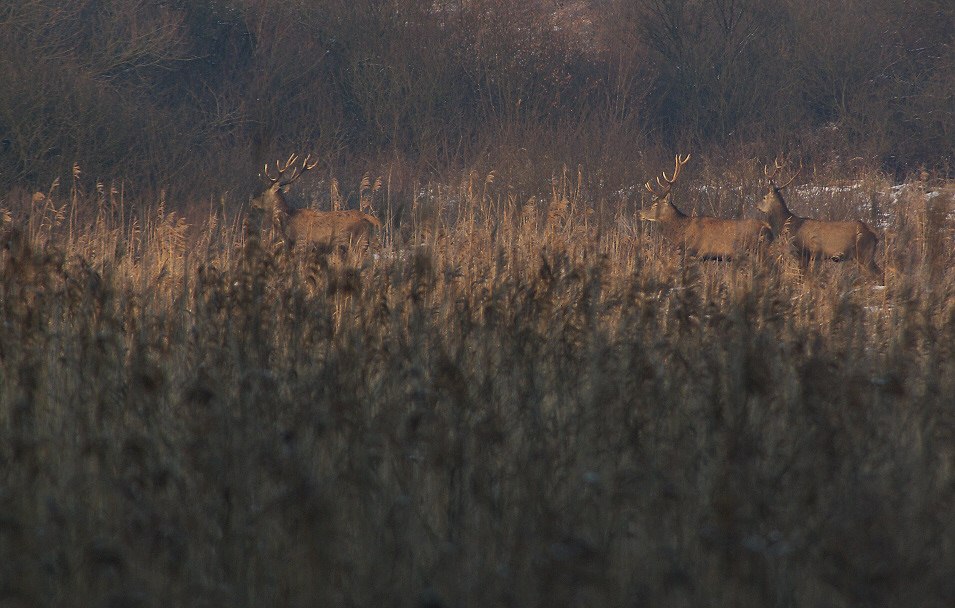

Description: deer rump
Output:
[659,217,773,260]
[282,208,382,248]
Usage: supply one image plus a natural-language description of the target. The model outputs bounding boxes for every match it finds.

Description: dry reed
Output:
[1,167,954,608]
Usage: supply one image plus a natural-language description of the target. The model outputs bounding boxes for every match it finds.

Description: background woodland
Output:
[2,0,954,206]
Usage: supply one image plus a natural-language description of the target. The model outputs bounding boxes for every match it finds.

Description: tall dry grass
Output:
[1,167,955,607]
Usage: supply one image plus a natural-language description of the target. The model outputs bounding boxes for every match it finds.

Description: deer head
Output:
[757,158,801,215]
[251,153,320,214]
[640,153,690,222]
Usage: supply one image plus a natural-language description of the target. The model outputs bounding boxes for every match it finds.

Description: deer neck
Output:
[268,185,295,214]
[656,198,690,241]
[764,191,794,236]
[659,198,689,223]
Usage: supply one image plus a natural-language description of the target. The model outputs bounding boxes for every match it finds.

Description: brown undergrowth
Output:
[1,169,954,607]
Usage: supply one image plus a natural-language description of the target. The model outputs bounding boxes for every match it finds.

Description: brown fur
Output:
[757,187,882,282]
[640,195,773,260]
[252,184,382,250]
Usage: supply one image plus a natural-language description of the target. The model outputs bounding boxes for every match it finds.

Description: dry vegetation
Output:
[2,165,955,607]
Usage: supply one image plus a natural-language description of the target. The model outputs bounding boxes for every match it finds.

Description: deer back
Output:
[286,208,382,248]
[680,216,773,259]
[790,218,876,261]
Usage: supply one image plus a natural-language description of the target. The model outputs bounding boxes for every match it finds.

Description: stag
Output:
[251,154,382,251]
[757,159,882,282]
[640,154,773,260]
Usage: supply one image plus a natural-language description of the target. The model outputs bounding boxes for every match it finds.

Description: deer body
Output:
[758,161,881,281]
[641,155,772,259]
[253,184,381,249]
[640,197,772,259]
[252,154,382,250]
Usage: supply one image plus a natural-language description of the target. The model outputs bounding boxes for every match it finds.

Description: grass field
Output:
[2,166,955,607]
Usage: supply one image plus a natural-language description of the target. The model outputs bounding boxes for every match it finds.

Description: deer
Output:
[250,153,382,251]
[640,154,773,260]
[757,159,882,282]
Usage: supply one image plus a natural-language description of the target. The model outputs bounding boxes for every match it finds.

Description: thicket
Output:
[1,0,954,203]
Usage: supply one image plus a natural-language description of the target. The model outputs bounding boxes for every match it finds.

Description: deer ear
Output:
[282,185,291,193]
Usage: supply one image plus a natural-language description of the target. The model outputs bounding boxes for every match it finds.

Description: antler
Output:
[763,157,785,183]
[644,180,664,198]
[778,164,801,190]
[764,157,801,190]
[663,153,690,185]
[261,153,320,187]
[645,154,690,199]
